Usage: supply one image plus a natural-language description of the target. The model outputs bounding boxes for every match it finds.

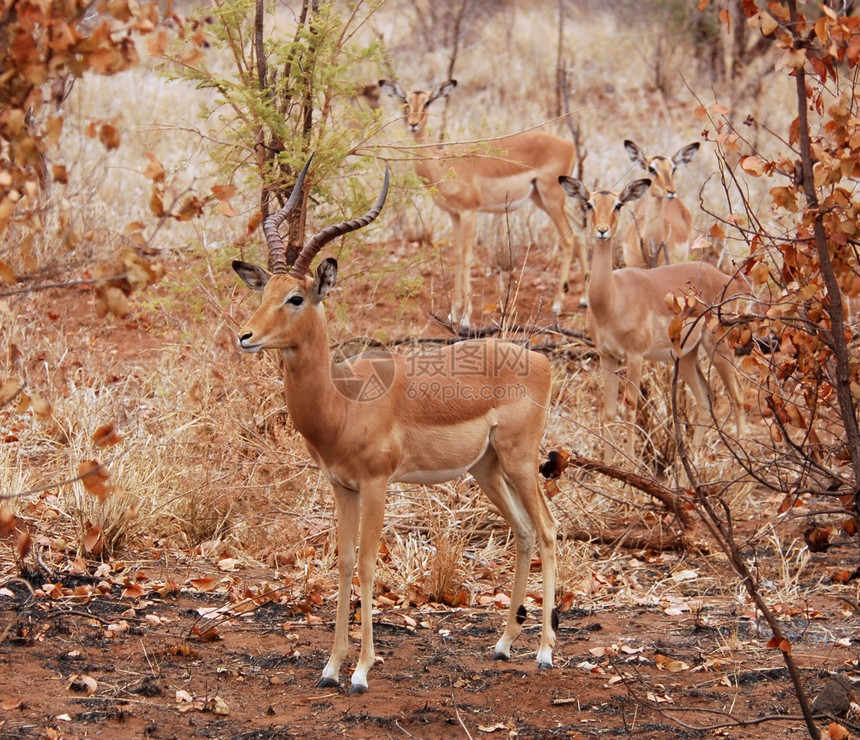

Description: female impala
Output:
[380,78,585,329]
[233,157,558,693]
[558,175,747,462]
[621,139,700,268]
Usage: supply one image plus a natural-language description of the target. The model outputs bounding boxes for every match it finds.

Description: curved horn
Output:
[263,154,314,275]
[290,165,390,279]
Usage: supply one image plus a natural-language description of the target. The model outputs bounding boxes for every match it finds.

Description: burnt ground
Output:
[1,547,858,740]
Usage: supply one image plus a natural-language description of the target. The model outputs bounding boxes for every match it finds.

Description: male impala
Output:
[621,139,700,269]
[233,157,558,693]
[379,78,585,329]
[558,175,747,461]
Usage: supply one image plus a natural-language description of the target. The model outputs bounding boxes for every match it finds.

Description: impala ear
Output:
[311,258,338,303]
[379,79,407,102]
[558,176,588,202]
[673,142,701,166]
[232,260,269,292]
[620,178,652,204]
[427,79,457,105]
[623,139,647,169]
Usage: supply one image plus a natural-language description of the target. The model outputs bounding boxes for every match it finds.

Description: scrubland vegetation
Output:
[1,1,860,737]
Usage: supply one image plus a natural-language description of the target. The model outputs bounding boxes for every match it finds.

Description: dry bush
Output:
[0,0,803,620]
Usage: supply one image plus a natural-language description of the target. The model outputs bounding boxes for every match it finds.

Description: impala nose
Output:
[595,227,610,240]
[238,331,259,351]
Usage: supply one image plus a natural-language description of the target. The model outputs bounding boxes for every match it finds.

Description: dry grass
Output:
[0,0,820,624]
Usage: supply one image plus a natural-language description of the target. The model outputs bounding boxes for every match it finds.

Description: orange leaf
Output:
[0,260,16,285]
[83,525,103,555]
[0,507,16,536]
[98,123,121,150]
[211,184,236,201]
[78,461,110,500]
[194,625,222,642]
[143,152,165,183]
[829,723,850,740]
[246,210,263,235]
[16,530,31,559]
[190,577,217,592]
[121,583,144,599]
[93,424,122,448]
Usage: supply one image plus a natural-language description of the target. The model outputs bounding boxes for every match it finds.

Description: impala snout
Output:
[595,225,611,240]
[237,330,262,353]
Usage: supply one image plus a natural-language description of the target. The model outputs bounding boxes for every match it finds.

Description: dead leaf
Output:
[83,525,104,555]
[209,696,229,715]
[217,557,238,571]
[175,689,194,703]
[0,260,16,284]
[68,674,98,695]
[190,577,218,592]
[78,460,110,501]
[829,722,850,740]
[99,122,121,150]
[16,530,31,559]
[478,723,508,733]
[0,507,16,536]
[93,424,123,448]
[143,152,165,182]
[122,583,144,599]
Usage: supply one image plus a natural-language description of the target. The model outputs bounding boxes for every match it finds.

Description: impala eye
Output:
[287,295,304,307]
[648,166,657,175]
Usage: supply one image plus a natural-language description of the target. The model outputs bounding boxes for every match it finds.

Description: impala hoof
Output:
[538,661,553,670]
[348,683,368,695]
[316,677,340,690]
[491,652,510,662]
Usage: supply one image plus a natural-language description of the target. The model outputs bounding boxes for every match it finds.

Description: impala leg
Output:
[703,329,748,438]
[471,449,558,669]
[600,353,621,462]
[469,456,534,662]
[349,480,387,694]
[458,211,477,331]
[622,356,643,461]
[677,351,712,447]
[506,470,558,670]
[448,212,464,329]
[319,485,360,690]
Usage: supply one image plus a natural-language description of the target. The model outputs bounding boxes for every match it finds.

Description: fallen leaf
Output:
[175,689,194,703]
[478,723,507,733]
[93,424,123,448]
[68,674,98,695]
[217,558,238,571]
[190,577,218,592]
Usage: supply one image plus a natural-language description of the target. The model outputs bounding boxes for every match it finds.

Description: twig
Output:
[567,453,693,529]
[451,693,474,740]
[0,273,126,298]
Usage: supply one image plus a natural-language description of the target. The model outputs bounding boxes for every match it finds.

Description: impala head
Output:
[624,139,699,200]
[379,78,457,137]
[233,156,389,355]
[558,176,651,241]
